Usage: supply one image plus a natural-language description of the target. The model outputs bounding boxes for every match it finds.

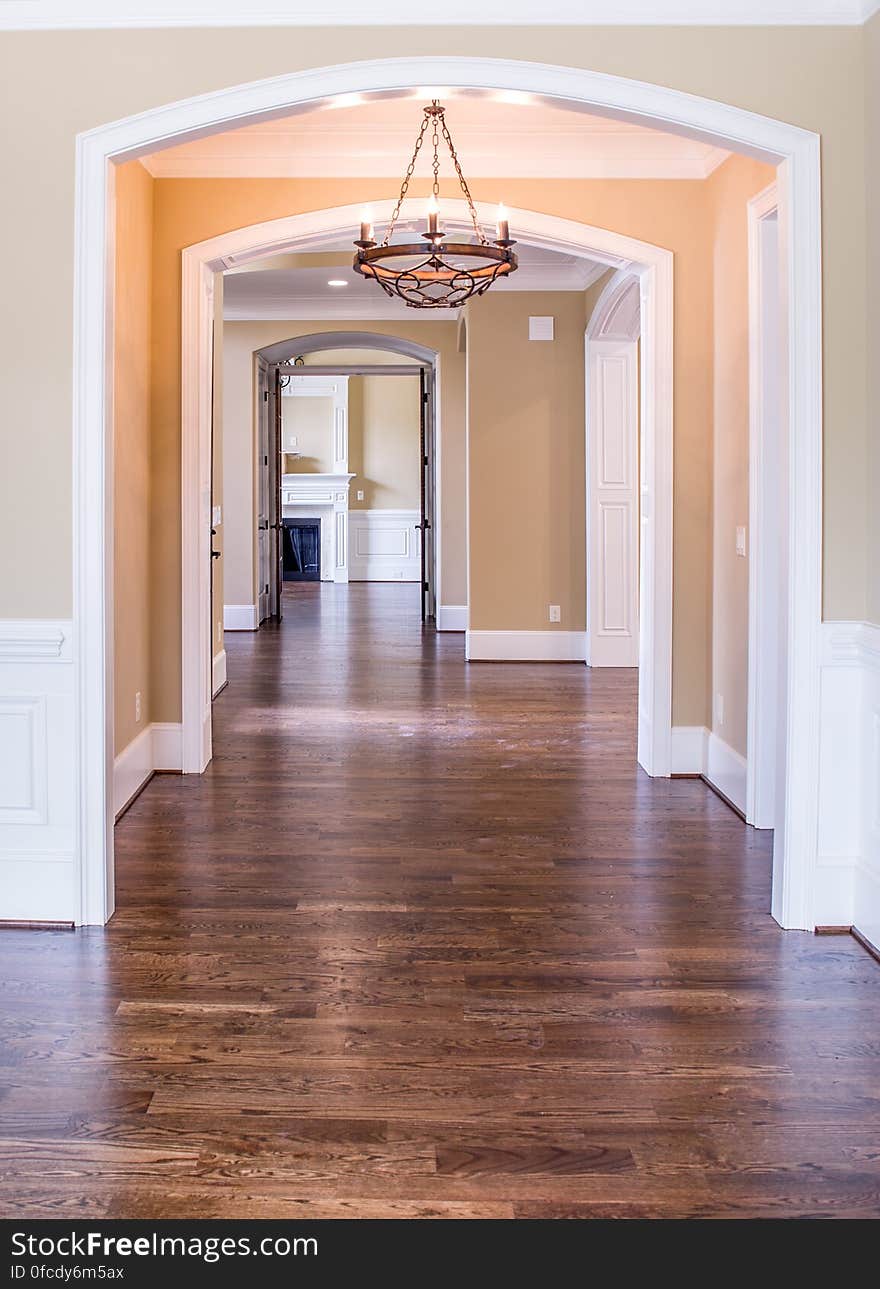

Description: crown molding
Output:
[0,2,873,29]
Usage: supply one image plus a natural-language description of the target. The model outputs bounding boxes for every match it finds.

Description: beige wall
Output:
[349,376,421,511]
[468,290,587,634]
[113,160,154,755]
[283,395,336,473]
[868,10,880,627]
[0,26,873,737]
[0,25,870,632]
[708,154,777,758]
[222,317,464,630]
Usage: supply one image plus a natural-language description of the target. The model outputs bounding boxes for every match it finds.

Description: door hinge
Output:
[423,581,429,591]
[263,391,269,402]
[422,392,429,404]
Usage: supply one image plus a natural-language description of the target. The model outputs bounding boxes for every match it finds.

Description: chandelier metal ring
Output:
[353,100,517,309]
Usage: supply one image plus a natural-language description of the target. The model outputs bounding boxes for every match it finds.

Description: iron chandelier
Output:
[353,100,517,309]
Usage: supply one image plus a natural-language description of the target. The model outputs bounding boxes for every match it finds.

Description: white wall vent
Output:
[528,316,555,341]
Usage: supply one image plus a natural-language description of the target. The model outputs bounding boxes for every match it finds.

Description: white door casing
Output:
[63,57,820,932]
[747,184,785,835]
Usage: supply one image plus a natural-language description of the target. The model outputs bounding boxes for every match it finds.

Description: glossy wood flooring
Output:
[2,583,879,1219]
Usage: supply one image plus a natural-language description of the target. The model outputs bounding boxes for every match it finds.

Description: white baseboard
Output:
[212,648,227,697]
[465,630,587,662]
[223,604,258,631]
[114,722,184,816]
[705,730,748,814]
[670,724,747,812]
[113,723,154,816]
[437,604,467,632]
[670,725,709,775]
[113,726,184,814]
[152,723,183,772]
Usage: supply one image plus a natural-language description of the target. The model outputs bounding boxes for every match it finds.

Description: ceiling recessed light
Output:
[327,279,348,287]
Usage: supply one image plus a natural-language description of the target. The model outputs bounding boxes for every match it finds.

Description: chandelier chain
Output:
[382,101,487,247]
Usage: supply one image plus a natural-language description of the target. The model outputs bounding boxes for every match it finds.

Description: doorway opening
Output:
[69,59,823,933]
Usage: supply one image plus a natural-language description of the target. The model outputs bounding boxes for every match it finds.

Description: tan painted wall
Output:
[468,290,587,634]
[113,160,153,755]
[867,10,880,627]
[283,395,336,473]
[0,25,869,633]
[708,154,778,758]
[349,376,421,511]
[222,317,464,628]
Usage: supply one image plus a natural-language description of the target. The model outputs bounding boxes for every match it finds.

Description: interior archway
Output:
[71,57,821,933]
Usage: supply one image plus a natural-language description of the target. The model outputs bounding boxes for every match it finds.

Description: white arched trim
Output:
[588,269,642,342]
[68,57,821,936]
[256,331,438,366]
[179,199,674,798]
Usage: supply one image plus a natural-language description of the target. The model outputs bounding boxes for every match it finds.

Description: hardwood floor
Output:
[2,582,879,1219]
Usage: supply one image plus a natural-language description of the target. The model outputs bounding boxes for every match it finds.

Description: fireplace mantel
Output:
[281,473,356,583]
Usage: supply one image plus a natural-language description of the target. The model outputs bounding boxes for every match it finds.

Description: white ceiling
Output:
[144,91,730,181]
[2,2,875,29]
[223,235,610,322]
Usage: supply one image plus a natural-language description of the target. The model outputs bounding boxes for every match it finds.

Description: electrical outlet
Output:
[549,604,561,623]
[736,525,747,557]
[716,693,724,726]
[135,691,142,723]
[289,435,297,448]
[357,489,365,501]
[217,621,222,643]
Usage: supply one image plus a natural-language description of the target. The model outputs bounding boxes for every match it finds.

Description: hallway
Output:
[2,583,879,1217]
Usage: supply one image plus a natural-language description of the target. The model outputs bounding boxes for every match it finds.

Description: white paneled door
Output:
[587,339,639,669]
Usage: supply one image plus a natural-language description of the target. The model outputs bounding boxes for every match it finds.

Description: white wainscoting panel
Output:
[437,605,468,632]
[0,620,77,922]
[466,631,587,662]
[349,510,421,582]
[223,604,258,631]
[212,649,227,697]
[816,622,880,943]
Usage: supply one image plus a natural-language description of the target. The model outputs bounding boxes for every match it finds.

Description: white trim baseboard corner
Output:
[212,648,227,697]
[152,723,184,772]
[670,725,709,775]
[113,721,184,817]
[223,604,258,631]
[465,630,587,662]
[437,605,468,632]
[113,723,153,816]
[705,730,748,816]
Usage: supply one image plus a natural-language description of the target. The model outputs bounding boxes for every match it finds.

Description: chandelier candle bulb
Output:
[496,205,510,243]
[427,195,439,236]
[359,218,374,245]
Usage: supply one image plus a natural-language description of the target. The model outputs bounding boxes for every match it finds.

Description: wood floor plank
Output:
[0,582,877,1218]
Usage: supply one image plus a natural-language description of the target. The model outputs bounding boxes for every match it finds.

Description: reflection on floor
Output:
[2,582,878,1217]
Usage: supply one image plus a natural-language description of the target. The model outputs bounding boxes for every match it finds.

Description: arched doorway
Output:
[70,58,820,931]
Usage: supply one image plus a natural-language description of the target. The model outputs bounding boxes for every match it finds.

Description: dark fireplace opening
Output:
[282,517,321,582]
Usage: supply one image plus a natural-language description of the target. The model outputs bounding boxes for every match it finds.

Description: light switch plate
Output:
[736,525,747,557]
[212,505,222,526]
